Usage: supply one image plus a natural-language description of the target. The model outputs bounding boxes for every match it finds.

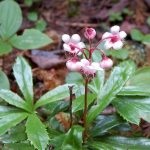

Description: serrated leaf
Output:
[113,97,150,124]
[10,29,52,50]
[72,94,96,112]
[0,89,30,112]
[0,124,27,143]
[25,114,49,150]
[62,125,83,150]
[0,70,10,89]
[0,105,19,118]
[0,112,28,136]
[0,40,12,55]
[13,56,33,107]
[91,115,124,137]
[87,61,135,124]
[35,84,76,109]
[90,136,150,150]
[118,86,150,96]
[3,143,34,150]
[0,0,22,38]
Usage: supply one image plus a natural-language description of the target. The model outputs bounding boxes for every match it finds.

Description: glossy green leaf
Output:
[87,61,135,124]
[10,29,52,50]
[0,70,10,89]
[88,69,105,95]
[91,115,124,137]
[0,40,12,55]
[0,112,28,136]
[3,143,34,150]
[90,136,150,150]
[0,105,19,118]
[0,89,30,112]
[128,67,150,86]
[118,86,150,96]
[62,125,83,150]
[13,56,33,106]
[130,29,144,42]
[0,0,22,38]
[113,97,150,124]
[35,84,76,109]
[1,124,27,143]
[72,94,96,112]
[25,114,49,150]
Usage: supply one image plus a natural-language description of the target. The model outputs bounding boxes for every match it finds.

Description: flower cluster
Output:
[62,25,126,77]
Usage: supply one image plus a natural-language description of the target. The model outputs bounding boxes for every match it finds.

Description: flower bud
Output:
[84,28,96,39]
[100,57,113,69]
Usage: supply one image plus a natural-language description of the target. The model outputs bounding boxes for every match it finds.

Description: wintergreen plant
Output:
[0,0,52,55]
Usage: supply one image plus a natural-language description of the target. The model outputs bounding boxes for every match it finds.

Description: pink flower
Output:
[66,59,82,71]
[84,28,96,39]
[80,59,102,75]
[100,57,113,69]
[62,34,85,54]
[102,25,127,50]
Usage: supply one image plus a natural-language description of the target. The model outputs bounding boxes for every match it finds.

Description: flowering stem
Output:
[68,85,74,128]
[83,78,89,143]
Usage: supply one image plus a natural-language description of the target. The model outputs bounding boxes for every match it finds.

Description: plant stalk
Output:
[83,78,89,142]
[68,85,74,128]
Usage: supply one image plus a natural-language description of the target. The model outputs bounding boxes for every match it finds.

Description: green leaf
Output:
[91,115,124,137]
[88,69,105,95]
[113,97,150,124]
[0,70,10,89]
[35,19,47,32]
[118,86,150,96]
[25,114,49,150]
[35,84,76,109]
[72,94,96,112]
[142,34,150,45]
[62,125,83,150]
[24,0,33,6]
[87,61,135,124]
[0,40,12,55]
[90,136,150,150]
[10,29,52,50]
[0,0,22,38]
[128,67,150,86]
[106,48,129,60]
[0,112,28,136]
[3,143,34,150]
[0,105,19,118]
[130,29,144,42]
[0,89,30,112]
[13,56,33,106]
[27,11,38,22]
[1,124,27,143]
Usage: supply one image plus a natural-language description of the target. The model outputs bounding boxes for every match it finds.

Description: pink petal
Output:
[113,40,123,49]
[110,25,120,33]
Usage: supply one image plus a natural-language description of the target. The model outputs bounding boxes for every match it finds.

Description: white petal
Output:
[91,62,102,70]
[62,34,70,43]
[63,43,71,52]
[71,34,81,43]
[77,42,85,49]
[110,25,120,33]
[104,40,113,49]
[80,59,90,65]
[113,40,123,49]
[119,31,127,39]
[102,32,111,39]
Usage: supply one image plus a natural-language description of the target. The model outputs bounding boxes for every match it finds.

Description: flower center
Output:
[110,35,119,43]
[69,44,76,50]
[87,28,93,35]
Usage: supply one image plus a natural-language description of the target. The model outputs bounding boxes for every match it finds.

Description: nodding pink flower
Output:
[100,57,113,69]
[102,25,127,50]
[80,59,102,75]
[84,28,96,40]
[66,59,82,71]
[62,34,85,54]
